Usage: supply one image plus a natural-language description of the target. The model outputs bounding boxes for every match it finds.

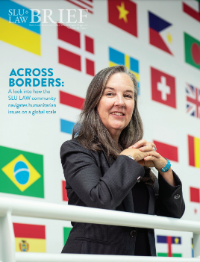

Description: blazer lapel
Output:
[146,184,155,215]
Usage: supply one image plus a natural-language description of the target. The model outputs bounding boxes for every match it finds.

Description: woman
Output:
[60,65,185,256]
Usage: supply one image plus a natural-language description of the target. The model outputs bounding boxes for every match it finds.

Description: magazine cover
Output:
[0,0,200,258]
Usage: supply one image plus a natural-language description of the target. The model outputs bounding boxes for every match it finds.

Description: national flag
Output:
[183,0,200,23]
[148,11,173,55]
[109,47,140,93]
[189,187,200,221]
[108,0,137,37]
[63,227,72,245]
[192,238,194,257]
[156,235,182,257]
[0,146,44,198]
[153,140,178,162]
[66,0,93,14]
[60,90,84,134]
[57,23,95,76]
[0,0,41,55]
[184,32,200,70]
[188,135,200,168]
[186,83,200,119]
[62,180,68,201]
[151,67,176,108]
[13,223,46,252]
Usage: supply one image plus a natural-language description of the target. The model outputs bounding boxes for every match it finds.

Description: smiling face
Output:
[97,72,135,143]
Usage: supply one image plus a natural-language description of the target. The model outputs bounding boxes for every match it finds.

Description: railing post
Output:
[0,211,15,262]
[193,233,200,258]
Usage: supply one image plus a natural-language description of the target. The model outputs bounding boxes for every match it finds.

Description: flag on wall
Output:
[183,0,200,22]
[0,0,41,55]
[109,47,140,93]
[13,223,46,252]
[148,11,173,55]
[151,67,176,108]
[108,0,137,37]
[188,135,200,168]
[184,32,200,70]
[57,23,95,76]
[60,90,84,134]
[153,140,178,162]
[63,227,72,245]
[62,180,68,201]
[192,238,194,257]
[189,187,200,220]
[0,146,44,198]
[156,235,182,257]
[186,83,200,119]
[66,0,94,14]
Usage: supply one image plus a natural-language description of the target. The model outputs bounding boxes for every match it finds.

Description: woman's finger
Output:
[143,151,160,158]
[132,139,147,148]
[144,156,157,161]
[139,145,154,152]
[146,142,157,151]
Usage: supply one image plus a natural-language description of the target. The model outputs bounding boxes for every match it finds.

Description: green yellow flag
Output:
[0,146,44,198]
[184,32,200,70]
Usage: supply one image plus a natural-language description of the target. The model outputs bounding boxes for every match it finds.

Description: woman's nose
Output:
[114,95,125,106]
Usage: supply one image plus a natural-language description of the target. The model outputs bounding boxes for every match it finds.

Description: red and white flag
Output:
[153,140,178,162]
[66,0,94,14]
[151,67,176,108]
[190,187,200,221]
[57,23,95,76]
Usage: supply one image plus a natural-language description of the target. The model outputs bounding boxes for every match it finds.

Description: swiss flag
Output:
[151,67,176,108]
[62,180,68,201]
[190,187,200,221]
[57,23,95,76]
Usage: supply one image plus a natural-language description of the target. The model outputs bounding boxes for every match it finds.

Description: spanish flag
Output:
[188,135,200,168]
[13,223,46,252]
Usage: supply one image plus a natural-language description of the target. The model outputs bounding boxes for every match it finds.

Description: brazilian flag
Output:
[0,146,44,198]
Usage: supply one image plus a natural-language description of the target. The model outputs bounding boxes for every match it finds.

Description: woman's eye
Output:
[106,93,113,96]
[125,94,132,98]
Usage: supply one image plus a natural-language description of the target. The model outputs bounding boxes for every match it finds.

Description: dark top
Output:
[132,181,151,256]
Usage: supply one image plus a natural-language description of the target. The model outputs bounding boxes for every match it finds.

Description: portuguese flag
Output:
[13,223,46,252]
[184,32,200,70]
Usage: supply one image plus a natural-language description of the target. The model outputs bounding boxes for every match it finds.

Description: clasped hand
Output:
[120,139,167,171]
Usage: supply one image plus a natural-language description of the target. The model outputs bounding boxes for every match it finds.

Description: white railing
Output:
[0,196,199,262]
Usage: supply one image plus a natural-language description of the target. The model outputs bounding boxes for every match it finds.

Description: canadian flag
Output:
[151,67,176,108]
[57,23,95,76]
[190,186,200,221]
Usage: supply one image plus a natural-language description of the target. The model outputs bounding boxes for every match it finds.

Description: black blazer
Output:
[60,138,185,255]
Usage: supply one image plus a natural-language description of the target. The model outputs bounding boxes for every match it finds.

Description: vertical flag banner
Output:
[13,223,46,252]
[59,90,84,134]
[188,135,200,168]
[66,0,94,14]
[184,32,200,70]
[109,47,140,93]
[63,227,72,245]
[0,146,44,198]
[189,187,200,220]
[156,235,182,257]
[186,83,200,119]
[151,67,176,108]
[62,180,68,201]
[192,238,194,257]
[0,0,41,55]
[148,11,173,55]
[153,140,178,162]
[183,0,200,22]
[108,0,138,37]
[57,23,95,76]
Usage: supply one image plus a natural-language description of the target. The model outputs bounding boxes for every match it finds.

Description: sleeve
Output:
[60,140,145,210]
[154,170,185,218]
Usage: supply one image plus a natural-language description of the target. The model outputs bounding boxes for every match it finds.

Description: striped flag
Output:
[153,140,178,162]
[0,0,41,55]
[183,0,200,22]
[188,135,200,168]
[62,180,68,201]
[109,47,140,93]
[13,223,46,252]
[186,83,200,119]
[60,90,84,134]
[190,187,200,220]
[57,23,95,76]
[156,235,182,257]
[66,0,93,14]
